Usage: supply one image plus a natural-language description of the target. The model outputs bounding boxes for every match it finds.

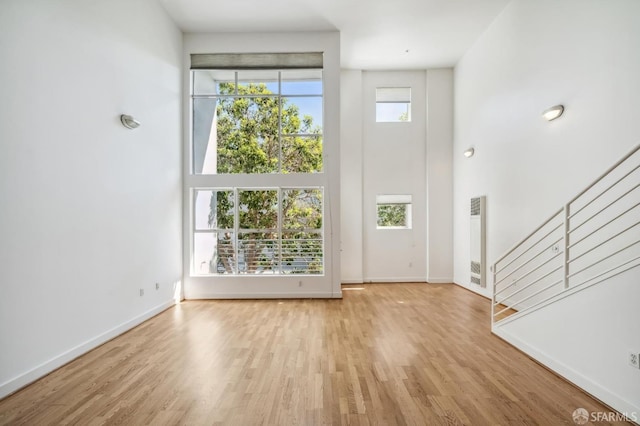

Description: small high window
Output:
[376,195,412,229]
[376,87,411,122]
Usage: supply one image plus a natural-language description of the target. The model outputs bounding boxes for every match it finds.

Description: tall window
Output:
[190,55,324,276]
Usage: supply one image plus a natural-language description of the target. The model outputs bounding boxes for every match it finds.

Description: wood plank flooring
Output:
[0,283,629,425]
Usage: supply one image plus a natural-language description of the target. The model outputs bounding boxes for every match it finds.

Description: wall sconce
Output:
[542,105,564,121]
[120,114,141,129]
[463,147,475,158]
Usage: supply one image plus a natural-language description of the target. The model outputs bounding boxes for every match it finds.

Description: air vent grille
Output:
[471,261,481,275]
[471,276,481,285]
[471,197,481,216]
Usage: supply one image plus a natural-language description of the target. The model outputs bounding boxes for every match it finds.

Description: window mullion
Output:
[278,187,283,274]
[234,187,239,274]
[234,71,238,95]
[278,71,283,174]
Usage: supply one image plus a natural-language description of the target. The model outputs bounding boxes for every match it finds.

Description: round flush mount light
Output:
[120,114,141,129]
[542,105,564,121]
[463,147,475,158]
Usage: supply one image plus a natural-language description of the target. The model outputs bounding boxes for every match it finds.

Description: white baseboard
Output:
[341,279,364,284]
[185,291,335,299]
[363,277,426,283]
[492,327,640,418]
[0,299,175,400]
[426,277,453,284]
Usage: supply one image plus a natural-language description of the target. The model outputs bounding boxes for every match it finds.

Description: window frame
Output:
[192,186,324,276]
[376,194,413,230]
[375,87,412,123]
[188,67,326,278]
[191,70,324,175]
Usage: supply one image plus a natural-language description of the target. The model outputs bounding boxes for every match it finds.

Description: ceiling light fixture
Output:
[120,114,141,129]
[542,105,564,121]
[464,147,475,158]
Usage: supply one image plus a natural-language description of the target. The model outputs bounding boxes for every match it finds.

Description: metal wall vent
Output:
[470,196,486,288]
[471,197,481,216]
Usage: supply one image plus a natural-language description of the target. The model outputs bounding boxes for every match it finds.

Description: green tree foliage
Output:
[377,204,407,227]
[207,82,323,274]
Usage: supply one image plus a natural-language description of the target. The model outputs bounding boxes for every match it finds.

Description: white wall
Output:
[454,0,640,414]
[454,0,640,297]
[340,70,364,283]
[495,269,640,416]
[426,69,454,283]
[0,0,182,398]
[182,32,341,299]
[362,71,427,282]
[339,69,453,284]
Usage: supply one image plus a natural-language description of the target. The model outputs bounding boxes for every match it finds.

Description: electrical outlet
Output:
[139,289,144,297]
[629,351,639,368]
[155,282,159,290]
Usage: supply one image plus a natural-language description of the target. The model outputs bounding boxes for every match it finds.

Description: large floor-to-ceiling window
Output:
[184,49,342,297]
[183,34,341,299]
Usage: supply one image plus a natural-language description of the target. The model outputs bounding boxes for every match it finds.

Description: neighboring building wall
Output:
[0,0,183,398]
[454,0,640,415]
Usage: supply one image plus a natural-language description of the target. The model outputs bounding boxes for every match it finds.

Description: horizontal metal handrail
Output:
[568,202,640,249]
[569,184,639,234]
[494,263,563,307]
[568,220,640,263]
[492,143,640,325]
[568,163,640,220]
[572,255,640,289]
[567,239,640,279]
[493,208,563,268]
[567,145,640,206]
[495,222,563,276]
[494,278,563,318]
[495,252,563,303]
[494,236,563,291]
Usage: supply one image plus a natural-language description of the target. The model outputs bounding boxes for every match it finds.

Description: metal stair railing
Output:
[492,144,640,325]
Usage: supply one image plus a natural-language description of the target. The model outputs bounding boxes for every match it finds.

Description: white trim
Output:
[184,291,336,299]
[492,327,640,417]
[364,277,426,283]
[426,277,453,284]
[0,300,175,400]
[341,279,364,284]
[453,281,492,298]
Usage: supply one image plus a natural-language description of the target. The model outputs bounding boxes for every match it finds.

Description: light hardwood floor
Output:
[0,284,629,425]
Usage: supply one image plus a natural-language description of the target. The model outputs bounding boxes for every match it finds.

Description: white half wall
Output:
[454,0,640,415]
[0,0,182,398]
[494,269,640,416]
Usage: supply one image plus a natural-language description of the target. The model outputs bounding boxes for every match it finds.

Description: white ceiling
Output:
[160,0,510,70]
